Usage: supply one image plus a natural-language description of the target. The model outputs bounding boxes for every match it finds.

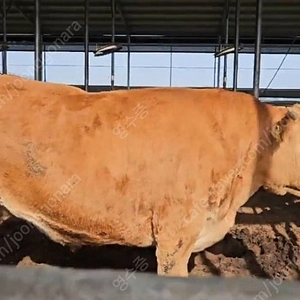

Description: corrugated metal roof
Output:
[1,0,300,51]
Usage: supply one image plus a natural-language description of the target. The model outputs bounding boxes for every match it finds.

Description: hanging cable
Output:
[263,35,299,93]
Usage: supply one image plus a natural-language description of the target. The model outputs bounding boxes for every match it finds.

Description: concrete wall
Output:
[0,266,300,299]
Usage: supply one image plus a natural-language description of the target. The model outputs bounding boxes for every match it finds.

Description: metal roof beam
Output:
[219,0,230,43]
[115,0,130,35]
[1,0,12,15]
[12,0,34,26]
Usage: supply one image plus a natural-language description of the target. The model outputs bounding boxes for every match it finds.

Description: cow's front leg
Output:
[154,218,202,277]
[152,198,205,277]
[155,236,196,277]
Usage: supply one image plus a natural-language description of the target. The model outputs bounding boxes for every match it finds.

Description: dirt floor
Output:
[0,188,300,281]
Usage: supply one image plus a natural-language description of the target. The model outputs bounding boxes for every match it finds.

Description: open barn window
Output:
[46,52,84,85]
[7,51,34,79]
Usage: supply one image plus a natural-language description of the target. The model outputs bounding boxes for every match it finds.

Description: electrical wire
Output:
[263,35,299,93]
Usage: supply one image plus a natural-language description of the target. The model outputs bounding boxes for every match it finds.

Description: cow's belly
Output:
[2,200,155,248]
[192,211,236,253]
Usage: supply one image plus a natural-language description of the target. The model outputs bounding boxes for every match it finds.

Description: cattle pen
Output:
[1,0,300,299]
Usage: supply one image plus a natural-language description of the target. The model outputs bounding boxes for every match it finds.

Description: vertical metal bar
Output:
[127,34,130,89]
[233,0,240,91]
[111,0,115,90]
[43,42,46,82]
[84,0,89,91]
[253,0,262,98]
[213,47,217,87]
[217,36,221,87]
[169,48,173,87]
[223,0,230,88]
[35,0,42,81]
[2,0,7,74]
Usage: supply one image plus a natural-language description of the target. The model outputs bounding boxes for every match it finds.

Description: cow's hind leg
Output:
[155,235,196,277]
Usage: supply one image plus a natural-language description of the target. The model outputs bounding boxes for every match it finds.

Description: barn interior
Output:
[2,0,300,98]
[1,0,300,298]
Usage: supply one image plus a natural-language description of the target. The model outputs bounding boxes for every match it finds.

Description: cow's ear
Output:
[271,123,283,143]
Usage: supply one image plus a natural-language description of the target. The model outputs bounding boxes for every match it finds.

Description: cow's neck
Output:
[259,104,295,197]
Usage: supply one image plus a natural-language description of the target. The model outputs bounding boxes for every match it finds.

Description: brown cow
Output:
[0,74,299,277]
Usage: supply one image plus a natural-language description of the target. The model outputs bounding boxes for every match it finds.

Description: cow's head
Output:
[263,103,300,196]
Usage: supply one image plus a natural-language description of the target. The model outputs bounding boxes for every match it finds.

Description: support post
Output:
[111,0,115,90]
[214,46,217,87]
[34,0,42,81]
[169,48,173,87]
[2,0,7,74]
[43,41,46,82]
[127,34,130,89]
[84,0,89,91]
[217,36,221,87]
[233,0,240,91]
[222,0,230,88]
[253,0,262,98]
